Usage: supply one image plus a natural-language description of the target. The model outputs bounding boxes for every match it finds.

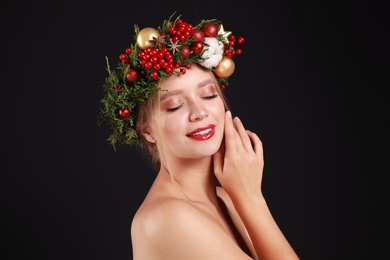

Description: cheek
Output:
[216,100,227,131]
[162,112,185,137]
[212,99,226,118]
[163,118,175,136]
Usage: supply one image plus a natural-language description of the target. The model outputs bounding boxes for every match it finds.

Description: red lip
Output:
[187,124,216,141]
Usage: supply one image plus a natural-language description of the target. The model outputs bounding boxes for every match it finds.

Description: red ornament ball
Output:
[190,28,205,42]
[181,46,190,58]
[126,68,138,81]
[119,108,130,118]
[201,22,218,37]
[192,41,204,53]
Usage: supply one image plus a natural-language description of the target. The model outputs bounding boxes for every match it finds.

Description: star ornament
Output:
[109,84,123,95]
[218,24,232,44]
[168,39,182,54]
[150,35,166,49]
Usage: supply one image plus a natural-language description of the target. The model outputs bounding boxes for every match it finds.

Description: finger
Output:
[223,111,239,154]
[247,130,263,160]
[233,116,253,152]
[213,142,225,179]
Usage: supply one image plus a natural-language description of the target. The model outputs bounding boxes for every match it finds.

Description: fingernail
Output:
[226,111,232,118]
[234,117,240,123]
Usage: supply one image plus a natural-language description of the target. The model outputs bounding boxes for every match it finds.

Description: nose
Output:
[189,101,208,122]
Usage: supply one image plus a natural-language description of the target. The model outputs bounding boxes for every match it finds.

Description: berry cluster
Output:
[117,18,244,84]
[224,35,245,58]
[167,18,193,42]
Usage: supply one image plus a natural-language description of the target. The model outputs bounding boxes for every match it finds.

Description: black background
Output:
[1,0,388,259]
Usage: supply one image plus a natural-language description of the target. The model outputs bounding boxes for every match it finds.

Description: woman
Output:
[99,14,299,259]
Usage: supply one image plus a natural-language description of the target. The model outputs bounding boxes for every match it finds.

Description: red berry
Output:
[151,71,159,79]
[165,52,173,61]
[190,28,205,42]
[126,68,138,81]
[119,108,130,118]
[144,61,153,69]
[201,22,218,37]
[179,35,186,41]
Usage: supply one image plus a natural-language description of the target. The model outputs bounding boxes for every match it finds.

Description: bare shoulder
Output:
[131,196,201,239]
[131,195,253,259]
[131,196,221,245]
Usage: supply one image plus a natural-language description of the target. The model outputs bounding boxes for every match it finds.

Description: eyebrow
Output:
[160,78,215,101]
[160,89,183,101]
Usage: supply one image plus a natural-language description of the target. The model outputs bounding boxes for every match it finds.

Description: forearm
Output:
[232,193,299,260]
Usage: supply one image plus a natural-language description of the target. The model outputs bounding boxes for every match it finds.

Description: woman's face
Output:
[151,66,226,160]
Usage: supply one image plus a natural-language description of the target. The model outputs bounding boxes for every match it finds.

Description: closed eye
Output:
[204,94,218,100]
[166,94,217,112]
[166,104,183,112]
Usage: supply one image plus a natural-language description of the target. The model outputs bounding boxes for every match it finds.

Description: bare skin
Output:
[131,66,299,259]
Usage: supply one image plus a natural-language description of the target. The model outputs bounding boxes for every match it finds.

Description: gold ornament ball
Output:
[136,27,160,50]
[214,56,235,78]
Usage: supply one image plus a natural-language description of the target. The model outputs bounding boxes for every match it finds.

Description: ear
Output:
[141,128,156,144]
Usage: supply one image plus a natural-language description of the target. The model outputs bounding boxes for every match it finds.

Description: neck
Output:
[159,156,219,204]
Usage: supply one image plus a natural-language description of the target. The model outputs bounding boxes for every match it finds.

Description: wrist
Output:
[230,189,266,212]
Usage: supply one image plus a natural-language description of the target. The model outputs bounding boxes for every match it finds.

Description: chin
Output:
[183,141,221,158]
[202,141,222,156]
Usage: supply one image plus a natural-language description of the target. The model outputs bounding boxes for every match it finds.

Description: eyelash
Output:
[166,94,219,112]
[205,94,218,99]
[167,106,181,112]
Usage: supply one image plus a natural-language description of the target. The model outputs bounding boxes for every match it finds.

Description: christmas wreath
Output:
[98,12,245,148]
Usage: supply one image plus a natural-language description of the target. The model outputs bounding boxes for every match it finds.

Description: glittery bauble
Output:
[126,68,138,82]
[190,28,204,42]
[136,27,160,50]
[214,56,235,78]
[201,22,218,37]
[181,46,190,58]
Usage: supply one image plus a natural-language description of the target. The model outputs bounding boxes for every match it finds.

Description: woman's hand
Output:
[213,110,264,203]
[214,111,300,259]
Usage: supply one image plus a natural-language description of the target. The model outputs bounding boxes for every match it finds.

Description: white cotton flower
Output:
[200,37,224,69]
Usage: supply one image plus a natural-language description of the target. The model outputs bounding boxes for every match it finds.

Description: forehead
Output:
[158,66,214,91]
